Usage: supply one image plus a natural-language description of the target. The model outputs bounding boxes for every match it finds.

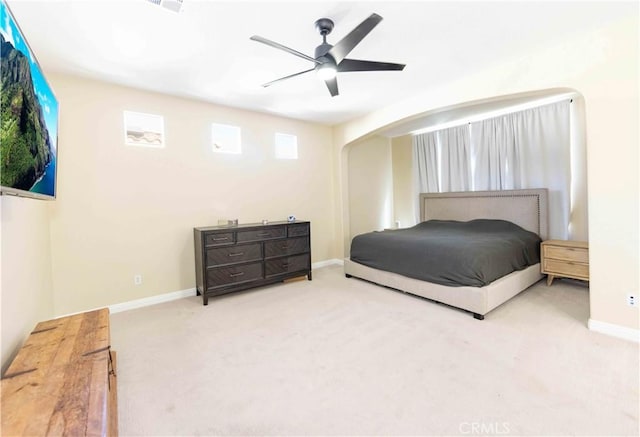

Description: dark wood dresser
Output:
[194,221,311,305]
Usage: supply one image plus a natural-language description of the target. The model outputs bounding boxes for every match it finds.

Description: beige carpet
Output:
[111,265,639,436]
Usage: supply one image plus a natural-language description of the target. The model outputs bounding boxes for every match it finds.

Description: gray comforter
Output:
[349,219,541,287]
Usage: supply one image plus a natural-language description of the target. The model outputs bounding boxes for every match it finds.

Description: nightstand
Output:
[541,240,589,286]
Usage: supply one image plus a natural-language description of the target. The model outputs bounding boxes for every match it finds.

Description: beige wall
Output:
[334,13,639,330]
[1,197,54,372]
[391,135,414,228]
[47,74,337,316]
[347,136,393,241]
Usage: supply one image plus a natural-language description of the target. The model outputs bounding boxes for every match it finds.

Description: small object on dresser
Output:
[287,215,296,222]
[217,219,238,227]
[262,219,269,225]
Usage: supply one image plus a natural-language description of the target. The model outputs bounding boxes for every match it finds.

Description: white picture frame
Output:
[123,111,165,148]
[211,123,241,154]
[275,132,298,159]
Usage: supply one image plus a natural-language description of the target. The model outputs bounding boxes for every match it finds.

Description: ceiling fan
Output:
[250,13,406,97]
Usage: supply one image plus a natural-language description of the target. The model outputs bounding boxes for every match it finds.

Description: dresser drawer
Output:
[264,237,309,258]
[206,243,262,267]
[543,258,589,279]
[265,254,310,278]
[543,245,588,263]
[237,226,286,242]
[204,232,234,246]
[288,223,310,237]
[207,262,263,288]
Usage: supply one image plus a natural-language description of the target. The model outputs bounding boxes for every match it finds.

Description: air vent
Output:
[146,0,183,13]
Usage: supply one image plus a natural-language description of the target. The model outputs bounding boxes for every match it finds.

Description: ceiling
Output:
[6,0,628,127]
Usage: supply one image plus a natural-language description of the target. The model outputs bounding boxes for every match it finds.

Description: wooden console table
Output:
[1,308,117,436]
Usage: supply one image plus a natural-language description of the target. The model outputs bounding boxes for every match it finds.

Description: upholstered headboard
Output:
[419,189,549,240]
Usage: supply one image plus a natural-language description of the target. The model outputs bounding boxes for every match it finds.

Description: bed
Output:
[343,189,548,319]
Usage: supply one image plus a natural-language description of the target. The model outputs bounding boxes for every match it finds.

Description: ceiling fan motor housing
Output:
[314,18,334,36]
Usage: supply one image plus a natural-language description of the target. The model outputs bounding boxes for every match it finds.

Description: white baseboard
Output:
[109,287,197,314]
[312,258,344,269]
[61,259,344,317]
[588,318,640,343]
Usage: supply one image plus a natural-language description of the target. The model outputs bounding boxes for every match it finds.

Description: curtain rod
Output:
[411,95,574,136]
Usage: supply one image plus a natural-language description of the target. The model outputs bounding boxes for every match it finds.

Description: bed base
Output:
[344,258,543,319]
[345,271,488,319]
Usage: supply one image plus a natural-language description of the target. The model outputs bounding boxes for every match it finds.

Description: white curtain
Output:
[471,116,521,190]
[439,125,471,192]
[413,131,439,193]
[515,102,571,239]
[413,125,471,194]
[471,101,571,238]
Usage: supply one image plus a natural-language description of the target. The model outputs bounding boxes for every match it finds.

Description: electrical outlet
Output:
[627,294,637,307]
[134,274,143,286]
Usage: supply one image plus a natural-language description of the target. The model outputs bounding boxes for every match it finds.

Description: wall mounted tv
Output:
[0,0,59,200]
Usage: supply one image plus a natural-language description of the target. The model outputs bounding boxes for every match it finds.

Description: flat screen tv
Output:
[0,0,58,200]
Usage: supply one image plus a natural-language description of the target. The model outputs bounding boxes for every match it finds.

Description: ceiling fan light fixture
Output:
[316,63,337,80]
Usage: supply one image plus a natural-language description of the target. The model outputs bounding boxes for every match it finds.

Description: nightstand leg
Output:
[546,275,555,286]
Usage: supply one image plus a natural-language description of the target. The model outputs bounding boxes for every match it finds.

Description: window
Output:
[275,133,298,159]
[123,111,165,148]
[211,123,241,154]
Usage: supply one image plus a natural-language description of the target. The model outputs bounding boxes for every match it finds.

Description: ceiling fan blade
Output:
[328,13,383,64]
[324,77,339,97]
[338,59,406,72]
[262,68,315,87]
[250,35,321,65]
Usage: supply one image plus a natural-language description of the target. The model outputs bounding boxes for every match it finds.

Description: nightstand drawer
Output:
[544,245,588,263]
[543,258,589,279]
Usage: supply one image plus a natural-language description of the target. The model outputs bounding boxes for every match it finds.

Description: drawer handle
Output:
[212,236,229,241]
[229,272,245,278]
[282,263,289,268]
[281,244,289,249]
[257,232,271,237]
[228,252,244,257]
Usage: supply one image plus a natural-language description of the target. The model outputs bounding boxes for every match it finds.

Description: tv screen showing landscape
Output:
[1,0,58,200]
